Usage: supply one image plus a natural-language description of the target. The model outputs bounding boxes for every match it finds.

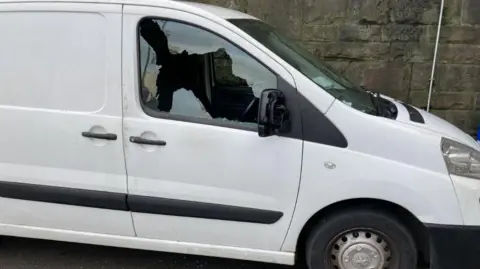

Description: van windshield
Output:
[229,19,377,115]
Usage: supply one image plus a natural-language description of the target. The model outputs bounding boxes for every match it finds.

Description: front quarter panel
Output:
[282,101,463,252]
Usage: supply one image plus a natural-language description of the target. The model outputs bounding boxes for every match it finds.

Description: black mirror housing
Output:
[257,89,291,137]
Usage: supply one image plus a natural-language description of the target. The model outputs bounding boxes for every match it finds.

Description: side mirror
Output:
[257,89,291,137]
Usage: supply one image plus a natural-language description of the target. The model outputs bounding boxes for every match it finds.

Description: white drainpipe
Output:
[426,0,445,112]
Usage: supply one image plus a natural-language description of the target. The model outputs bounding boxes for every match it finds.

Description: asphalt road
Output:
[0,236,294,269]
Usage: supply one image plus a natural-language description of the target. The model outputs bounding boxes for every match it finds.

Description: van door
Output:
[122,6,303,251]
[0,3,134,236]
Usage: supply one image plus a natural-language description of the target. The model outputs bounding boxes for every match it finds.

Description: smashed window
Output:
[138,19,277,125]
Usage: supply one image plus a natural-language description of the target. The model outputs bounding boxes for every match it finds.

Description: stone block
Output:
[427,26,480,44]
[443,0,462,25]
[325,61,351,74]
[303,0,347,24]
[432,110,472,132]
[408,92,475,110]
[343,61,412,100]
[342,62,382,85]
[363,62,412,100]
[303,42,318,55]
[302,25,339,42]
[389,0,440,25]
[390,43,434,63]
[345,0,389,24]
[437,44,480,65]
[463,0,480,25]
[339,25,382,42]
[410,63,432,91]
[466,111,480,134]
[191,0,304,38]
[434,64,480,92]
[382,25,426,42]
[476,95,480,111]
[244,0,303,39]
[311,42,391,61]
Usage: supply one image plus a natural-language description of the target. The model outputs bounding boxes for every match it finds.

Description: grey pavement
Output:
[0,237,294,269]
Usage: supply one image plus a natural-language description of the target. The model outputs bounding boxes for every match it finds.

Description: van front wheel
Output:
[305,209,417,269]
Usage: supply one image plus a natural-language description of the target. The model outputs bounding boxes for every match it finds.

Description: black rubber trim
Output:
[426,223,480,269]
[275,78,348,148]
[402,103,425,124]
[0,182,283,224]
[298,94,348,148]
[128,195,283,224]
[0,181,128,211]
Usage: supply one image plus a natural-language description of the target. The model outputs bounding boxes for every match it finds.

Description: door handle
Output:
[130,136,167,146]
[82,132,117,141]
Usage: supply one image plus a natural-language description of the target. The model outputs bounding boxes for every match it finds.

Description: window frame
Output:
[135,16,282,132]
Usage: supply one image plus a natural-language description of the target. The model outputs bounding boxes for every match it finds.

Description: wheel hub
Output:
[330,230,391,269]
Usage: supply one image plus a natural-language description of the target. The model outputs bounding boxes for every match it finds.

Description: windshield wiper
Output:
[325,86,378,115]
[367,91,381,116]
[366,90,398,119]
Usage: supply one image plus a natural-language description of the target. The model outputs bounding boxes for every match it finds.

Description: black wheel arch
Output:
[294,198,430,268]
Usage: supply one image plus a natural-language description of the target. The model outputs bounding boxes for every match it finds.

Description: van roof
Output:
[180,2,257,20]
[0,0,259,20]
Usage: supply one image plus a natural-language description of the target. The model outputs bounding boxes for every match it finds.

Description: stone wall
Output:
[191,0,480,135]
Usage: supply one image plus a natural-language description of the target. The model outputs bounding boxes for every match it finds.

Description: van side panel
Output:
[0,3,134,236]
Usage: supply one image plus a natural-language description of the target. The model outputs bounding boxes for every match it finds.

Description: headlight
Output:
[442,137,480,179]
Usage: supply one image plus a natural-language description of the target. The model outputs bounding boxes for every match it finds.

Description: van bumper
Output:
[428,224,480,269]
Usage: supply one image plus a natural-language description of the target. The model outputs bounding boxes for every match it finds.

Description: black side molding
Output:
[128,195,283,224]
[0,182,283,224]
[402,103,425,124]
[0,181,127,211]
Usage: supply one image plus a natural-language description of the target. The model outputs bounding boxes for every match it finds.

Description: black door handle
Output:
[82,132,117,141]
[130,136,167,146]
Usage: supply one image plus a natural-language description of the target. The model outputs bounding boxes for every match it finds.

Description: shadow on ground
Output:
[0,236,295,269]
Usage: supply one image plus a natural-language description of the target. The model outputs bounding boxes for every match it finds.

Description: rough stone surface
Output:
[243,0,303,39]
[389,0,441,24]
[303,0,347,25]
[462,0,480,25]
[432,110,472,131]
[443,0,463,25]
[339,25,382,42]
[434,65,480,92]
[303,25,339,42]
[382,25,426,42]
[309,42,391,61]
[345,0,389,24]
[325,61,352,74]
[408,92,475,110]
[436,26,480,44]
[193,0,480,134]
[339,61,412,100]
[466,111,480,133]
[437,44,480,65]
[410,63,433,91]
[390,43,434,62]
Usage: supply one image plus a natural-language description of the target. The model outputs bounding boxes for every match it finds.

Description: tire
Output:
[305,208,417,269]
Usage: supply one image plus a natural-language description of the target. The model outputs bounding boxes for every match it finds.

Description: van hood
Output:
[383,96,479,149]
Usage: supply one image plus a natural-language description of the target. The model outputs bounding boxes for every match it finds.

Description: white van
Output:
[0,1,477,269]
